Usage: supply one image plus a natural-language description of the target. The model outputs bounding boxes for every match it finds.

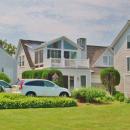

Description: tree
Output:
[0,40,16,56]
[100,67,120,95]
[0,72,11,83]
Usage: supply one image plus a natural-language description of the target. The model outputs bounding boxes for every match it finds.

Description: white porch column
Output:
[61,39,65,67]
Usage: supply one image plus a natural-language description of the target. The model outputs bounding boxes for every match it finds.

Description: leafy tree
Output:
[0,72,11,83]
[100,67,120,95]
[0,40,16,55]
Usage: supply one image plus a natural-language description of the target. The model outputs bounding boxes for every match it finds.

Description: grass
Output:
[0,102,130,130]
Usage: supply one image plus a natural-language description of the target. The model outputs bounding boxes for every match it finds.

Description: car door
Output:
[42,81,58,96]
[24,80,45,96]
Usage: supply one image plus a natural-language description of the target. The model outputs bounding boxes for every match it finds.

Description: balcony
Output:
[43,58,89,68]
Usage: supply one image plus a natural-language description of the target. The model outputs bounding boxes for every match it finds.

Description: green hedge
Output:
[72,88,110,103]
[22,69,64,87]
[0,72,11,83]
[0,93,77,109]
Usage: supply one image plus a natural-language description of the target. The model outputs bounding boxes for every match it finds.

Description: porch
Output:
[35,58,89,68]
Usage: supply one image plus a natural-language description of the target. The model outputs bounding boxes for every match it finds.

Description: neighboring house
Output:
[0,47,17,84]
[87,45,114,86]
[15,40,43,79]
[111,20,130,97]
[16,36,91,90]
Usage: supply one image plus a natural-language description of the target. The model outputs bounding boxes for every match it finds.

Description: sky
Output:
[0,0,130,46]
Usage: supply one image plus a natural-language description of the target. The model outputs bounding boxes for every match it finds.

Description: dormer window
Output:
[127,35,130,48]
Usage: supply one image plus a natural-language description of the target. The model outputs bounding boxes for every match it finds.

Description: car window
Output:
[44,81,55,87]
[0,81,11,88]
[25,80,44,86]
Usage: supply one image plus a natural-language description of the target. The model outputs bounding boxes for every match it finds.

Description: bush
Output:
[72,88,108,103]
[0,72,11,83]
[0,93,77,109]
[22,70,34,79]
[113,91,125,102]
[100,67,120,95]
[22,69,64,87]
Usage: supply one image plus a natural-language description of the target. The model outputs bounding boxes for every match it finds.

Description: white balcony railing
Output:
[44,58,89,68]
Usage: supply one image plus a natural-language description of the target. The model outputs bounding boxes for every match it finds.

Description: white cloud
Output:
[0,0,129,45]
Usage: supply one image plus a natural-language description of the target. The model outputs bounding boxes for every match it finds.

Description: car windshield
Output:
[0,81,11,88]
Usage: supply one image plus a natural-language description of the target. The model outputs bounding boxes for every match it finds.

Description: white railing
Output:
[44,58,89,68]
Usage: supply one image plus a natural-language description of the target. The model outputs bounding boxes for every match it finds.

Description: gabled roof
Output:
[111,20,130,47]
[87,45,107,66]
[16,39,44,68]
[35,36,79,50]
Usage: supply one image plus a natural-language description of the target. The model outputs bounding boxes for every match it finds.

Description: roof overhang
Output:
[111,20,130,48]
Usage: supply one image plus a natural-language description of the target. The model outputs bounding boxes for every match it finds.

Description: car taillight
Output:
[19,80,24,90]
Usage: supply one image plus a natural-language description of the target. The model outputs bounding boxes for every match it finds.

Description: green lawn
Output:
[0,102,130,130]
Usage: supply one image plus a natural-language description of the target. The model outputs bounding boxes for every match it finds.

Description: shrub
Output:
[0,93,77,109]
[22,69,64,87]
[22,70,34,79]
[0,72,11,83]
[100,67,120,95]
[113,91,125,102]
[72,88,108,103]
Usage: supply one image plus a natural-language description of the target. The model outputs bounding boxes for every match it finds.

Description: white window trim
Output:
[19,55,25,67]
[103,55,113,66]
[35,49,43,65]
[126,56,130,72]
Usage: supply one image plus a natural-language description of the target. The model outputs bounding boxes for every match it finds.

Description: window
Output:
[35,51,38,64]
[64,41,77,50]
[127,36,130,48]
[71,52,77,59]
[35,50,43,64]
[70,76,74,90]
[25,80,44,86]
[64,51,69,59]
[64,51,77,59]
[19,55,24,67]
[81,75,86,87]
[103,56,113,66]
[39,50,43,63]
[44,81,55,87]
[127,57,130,71]
[1,68,4,72]
[47,50,61,58]
[103,56,108,65]
[47,41,61,49]
[22,56,24,66]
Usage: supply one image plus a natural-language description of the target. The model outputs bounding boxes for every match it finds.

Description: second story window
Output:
[127,36,130,49]
[127,57,130,71]
[47,50,61,58]
[19,55,24,67]
[103,56,113,66]
[64,51,77,59]
[35,50,43,64]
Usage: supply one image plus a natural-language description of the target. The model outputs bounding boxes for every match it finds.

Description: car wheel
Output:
[26,92,36,97]
[59,92,69,97]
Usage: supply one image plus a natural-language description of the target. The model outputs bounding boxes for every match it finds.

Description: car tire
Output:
[59,92,69,97]
[26,92,36,97]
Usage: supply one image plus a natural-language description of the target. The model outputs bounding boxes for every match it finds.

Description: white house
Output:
[0,47,17,84]
[16,36,91,90]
